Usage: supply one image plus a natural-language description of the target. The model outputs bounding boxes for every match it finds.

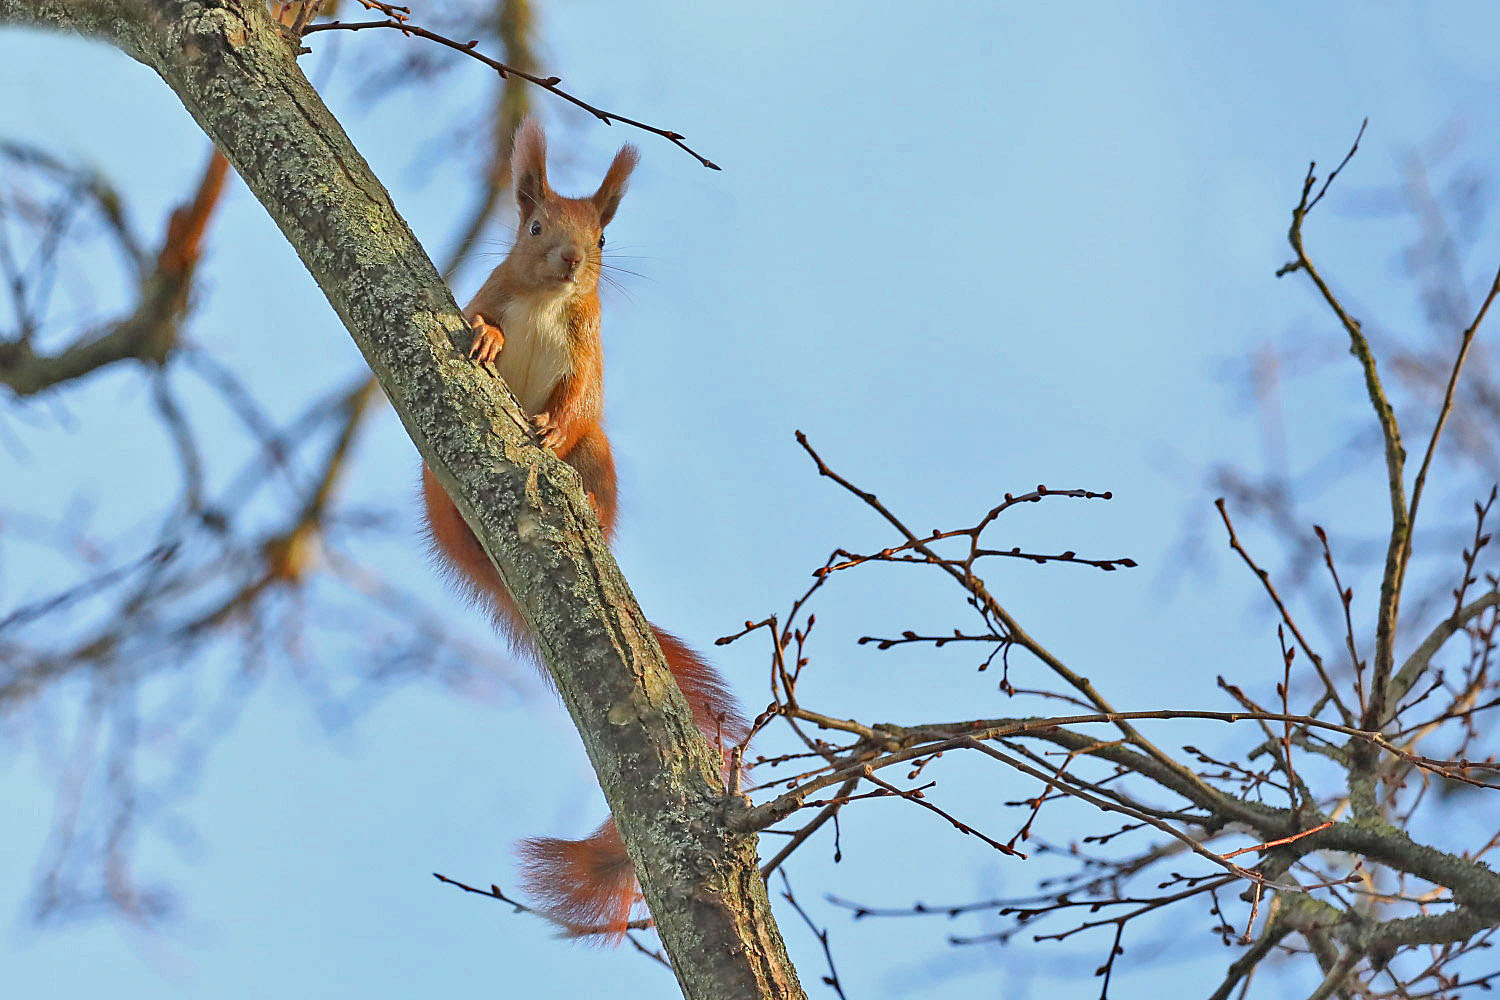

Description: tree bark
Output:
[0,2,804,995]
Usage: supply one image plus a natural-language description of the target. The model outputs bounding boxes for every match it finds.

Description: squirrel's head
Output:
[505,117,638,296]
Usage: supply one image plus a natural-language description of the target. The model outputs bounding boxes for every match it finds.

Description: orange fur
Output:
[421,119,747,939]
[517,822,636,943]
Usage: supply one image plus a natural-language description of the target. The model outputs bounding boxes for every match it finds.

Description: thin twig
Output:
[304,18,720,169]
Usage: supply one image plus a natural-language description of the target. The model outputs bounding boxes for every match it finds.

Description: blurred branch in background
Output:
[0,142,224,396]
[0,0,545,926]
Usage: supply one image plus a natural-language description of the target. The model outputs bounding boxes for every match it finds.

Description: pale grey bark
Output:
[0,2,804,995]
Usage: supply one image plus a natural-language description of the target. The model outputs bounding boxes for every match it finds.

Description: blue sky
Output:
[3,3,1500,998]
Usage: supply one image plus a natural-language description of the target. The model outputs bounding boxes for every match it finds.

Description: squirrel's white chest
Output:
[493,295,574,415]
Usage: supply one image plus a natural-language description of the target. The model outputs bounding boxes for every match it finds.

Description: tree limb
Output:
[0,2,802,996]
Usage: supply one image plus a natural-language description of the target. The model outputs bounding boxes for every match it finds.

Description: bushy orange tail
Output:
[518,821,637,942]
[519,629,751,939]
[420,467,750,940]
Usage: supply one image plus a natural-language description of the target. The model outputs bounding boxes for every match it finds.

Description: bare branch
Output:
[303,17,721,169]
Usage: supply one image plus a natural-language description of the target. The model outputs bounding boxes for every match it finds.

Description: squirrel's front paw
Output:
[531,411,563,451]
[467,313,505,365]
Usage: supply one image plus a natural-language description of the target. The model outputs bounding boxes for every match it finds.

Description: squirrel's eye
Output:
[597,235,606,250]
[529,220,542,236]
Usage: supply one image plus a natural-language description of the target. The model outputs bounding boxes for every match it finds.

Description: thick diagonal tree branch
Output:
[0,2,802,996]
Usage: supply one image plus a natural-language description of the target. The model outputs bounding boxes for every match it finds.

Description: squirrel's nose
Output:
[561,247,582,266]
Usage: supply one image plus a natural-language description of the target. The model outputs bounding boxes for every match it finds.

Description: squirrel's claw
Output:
[532,411,563,452]
[468,313,506,365]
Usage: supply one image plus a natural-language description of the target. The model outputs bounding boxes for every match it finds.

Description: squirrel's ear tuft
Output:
[592,144,639,228]
[512,118,549,216]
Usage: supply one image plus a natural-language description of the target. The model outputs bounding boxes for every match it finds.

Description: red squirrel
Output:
[420,119,749,939]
